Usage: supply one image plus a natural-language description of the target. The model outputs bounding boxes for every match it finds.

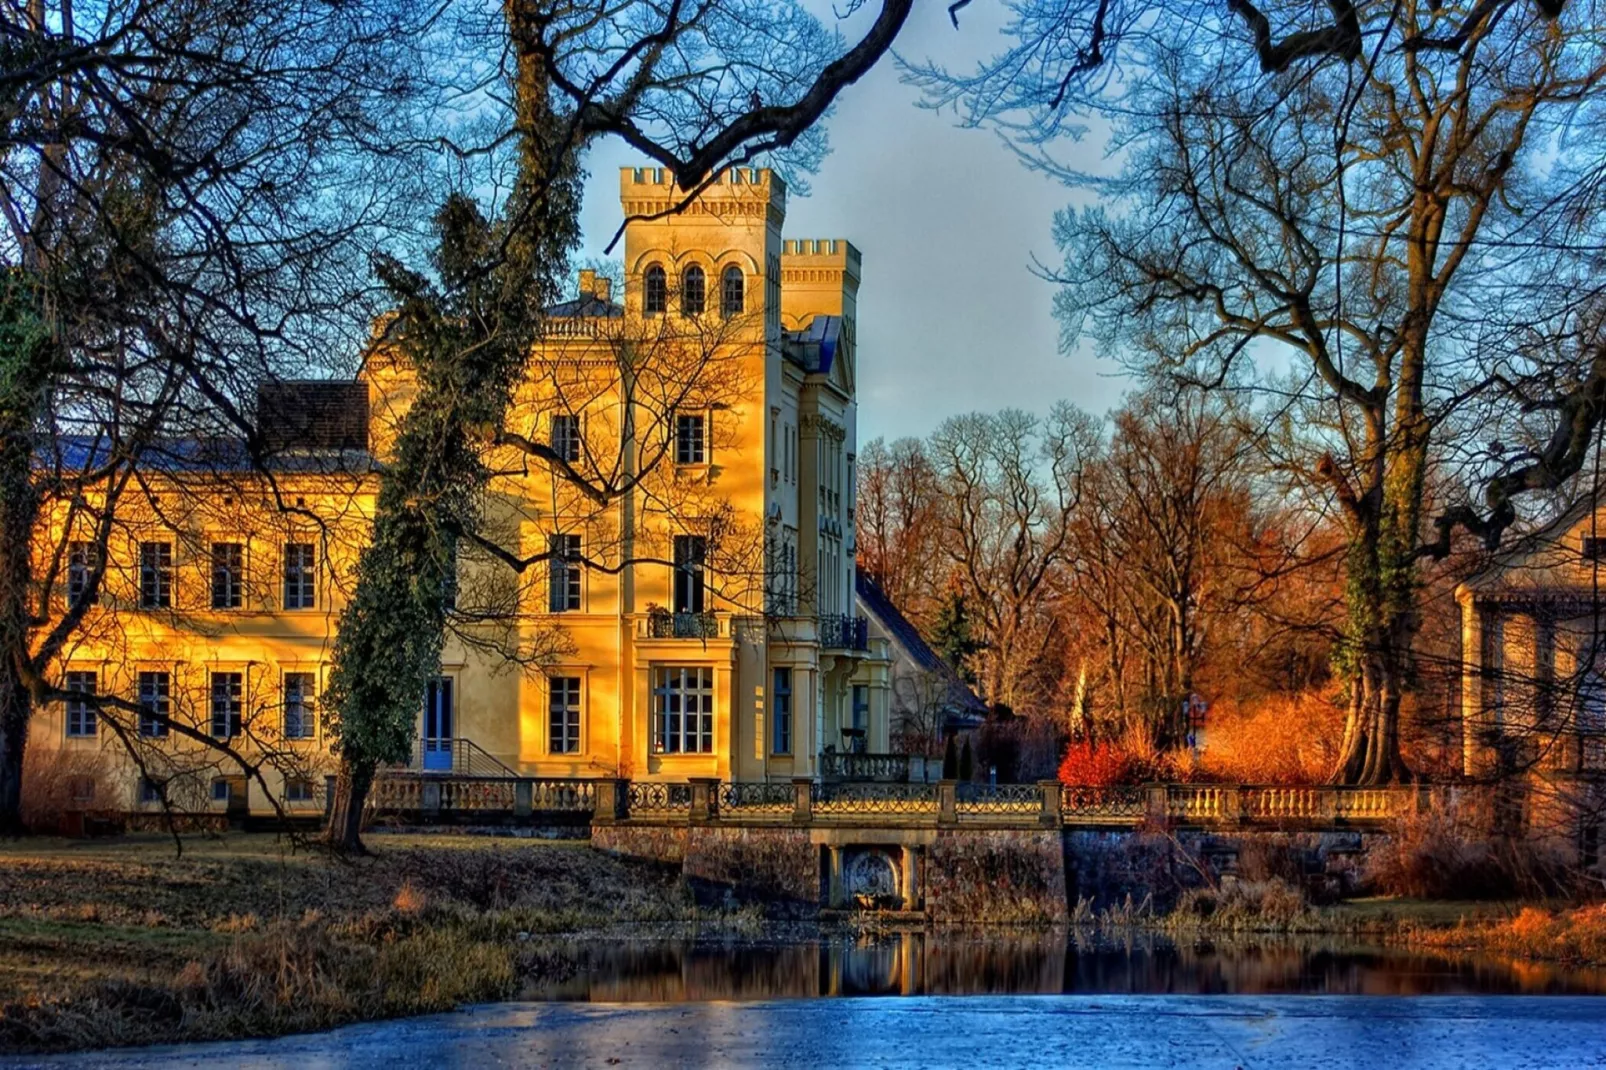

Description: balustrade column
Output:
[1038,780,1063,828]
[937,780,958,826]
[689,778,719,824]
[594,778,627,824]
[514,780,533,820]
[792,778,814,824]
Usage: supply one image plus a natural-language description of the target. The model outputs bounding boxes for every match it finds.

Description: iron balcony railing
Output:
[818,613,869,651]
[645,609,720,639]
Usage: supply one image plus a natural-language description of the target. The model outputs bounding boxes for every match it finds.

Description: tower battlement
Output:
[781,239,861,287]
[620,166,786,221]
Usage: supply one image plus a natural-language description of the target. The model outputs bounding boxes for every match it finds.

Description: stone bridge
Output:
[364,777,1427,921]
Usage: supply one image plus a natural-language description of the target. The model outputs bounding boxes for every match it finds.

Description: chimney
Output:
[578,270,613,304]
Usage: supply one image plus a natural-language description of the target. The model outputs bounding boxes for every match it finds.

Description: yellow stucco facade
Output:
[30,168,895,814]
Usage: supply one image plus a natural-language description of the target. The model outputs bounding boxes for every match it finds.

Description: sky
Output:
[573,2,1134,444]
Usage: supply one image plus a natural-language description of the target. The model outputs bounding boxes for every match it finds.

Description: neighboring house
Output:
[30,167,895,815]
[854,568,987,755]
[1456,495,1606,784]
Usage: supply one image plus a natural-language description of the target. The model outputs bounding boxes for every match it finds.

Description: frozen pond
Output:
[16,995,1606,1069]
[12,934,1606,1068]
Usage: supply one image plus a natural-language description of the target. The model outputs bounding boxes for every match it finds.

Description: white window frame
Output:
[64,670,97,738]
[283,670,317,740]
[210,671,243,739]
[67,541,99,606]
[548,675,582,755]
[548,533,581,612]
[550,413,581,463]
[138,670,171,737]
[139,540,173,608]
[652,666,714,754]
[211,541,245,610]
[674,412,707,465]
[282,542,316,610]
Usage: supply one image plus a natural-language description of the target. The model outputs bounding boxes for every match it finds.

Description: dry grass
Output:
[0,833,725,1054]
[1407,904,1606,967]
[1167,878,1319,932]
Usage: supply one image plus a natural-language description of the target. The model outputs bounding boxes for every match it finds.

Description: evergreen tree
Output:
[931,590,983,686]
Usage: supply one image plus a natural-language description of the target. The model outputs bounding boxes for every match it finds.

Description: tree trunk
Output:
[324,758,375,854]
[0,670,28,834]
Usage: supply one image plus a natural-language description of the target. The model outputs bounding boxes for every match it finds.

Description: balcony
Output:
[818,613,869,652]
[645,608,721,639]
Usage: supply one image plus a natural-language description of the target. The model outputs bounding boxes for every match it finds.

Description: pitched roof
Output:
[782,315,840,374]
[545,294,624,319]
[854,567,988,717]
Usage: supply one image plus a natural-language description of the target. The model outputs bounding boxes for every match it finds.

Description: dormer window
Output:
[1585,536,1606,562]
[721,266,744,316]
[682,266,705,315]
[644,264,667,315]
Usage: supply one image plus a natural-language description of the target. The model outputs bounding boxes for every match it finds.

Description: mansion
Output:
[33,168,962,815]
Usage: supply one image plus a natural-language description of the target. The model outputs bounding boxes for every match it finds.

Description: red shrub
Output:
[1058,740,1135,787]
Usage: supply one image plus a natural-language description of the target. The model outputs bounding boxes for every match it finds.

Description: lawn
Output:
[0,832,729,1054]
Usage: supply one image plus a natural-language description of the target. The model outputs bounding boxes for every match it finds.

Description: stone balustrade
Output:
[364,772,1427,831]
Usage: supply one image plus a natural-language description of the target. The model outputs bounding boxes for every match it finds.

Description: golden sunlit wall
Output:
[32,168,892,814]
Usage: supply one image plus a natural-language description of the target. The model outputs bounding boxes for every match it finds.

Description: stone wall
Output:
[592,824,817,909]
[925,829,1067,924]
[1063,828,1385,911]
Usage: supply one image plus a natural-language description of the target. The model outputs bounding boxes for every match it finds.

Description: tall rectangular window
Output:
[652,666,714,754]
[64,671,96,738]
[283,672,316,740]
[550,414,581,463]
[210,671,243,739]
[138,671,170,738]
[283,543,316,609]
[547,534,581,612]
[674,413,706,465]
[67,541,99,606]
[852,684,870,733]
[772,667,792,755]
[672,535,706,614]
[549,676,581,754]
[139,541,172,608]
[211,542,244,609]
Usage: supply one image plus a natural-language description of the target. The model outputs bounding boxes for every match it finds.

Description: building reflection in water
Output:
[523,931,1606,1002]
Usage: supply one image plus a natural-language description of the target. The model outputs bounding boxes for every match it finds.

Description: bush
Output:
[1363,796,1573,900]
[1058,740,1136,787]
[1171,877,1313,931]
[1197,690,1346,784]
[1058,723,1179,787]
[19,746,116,833]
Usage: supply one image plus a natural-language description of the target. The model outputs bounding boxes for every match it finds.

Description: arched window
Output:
[644,264,667,315]
[682,265,705,315]
[721,266,744,316]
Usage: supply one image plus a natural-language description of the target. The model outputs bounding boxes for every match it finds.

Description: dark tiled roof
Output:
[855,567,988,716]
[257,380,369,452]
[546,295,624,319]
[48,435,375,475]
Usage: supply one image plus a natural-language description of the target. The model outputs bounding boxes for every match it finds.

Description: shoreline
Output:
[1,834,1601,1055]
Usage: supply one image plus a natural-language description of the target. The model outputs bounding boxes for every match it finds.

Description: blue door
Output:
[422,677,453,772]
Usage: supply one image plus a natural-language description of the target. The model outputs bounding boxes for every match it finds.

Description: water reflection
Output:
[520,931,1606,1002]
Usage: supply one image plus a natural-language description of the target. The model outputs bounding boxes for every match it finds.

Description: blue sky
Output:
[574,2,1133,443]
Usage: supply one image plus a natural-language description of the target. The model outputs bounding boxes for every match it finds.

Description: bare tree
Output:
[0,0,431,830]
[928,404,1095,714]
[913,0,1606,783]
